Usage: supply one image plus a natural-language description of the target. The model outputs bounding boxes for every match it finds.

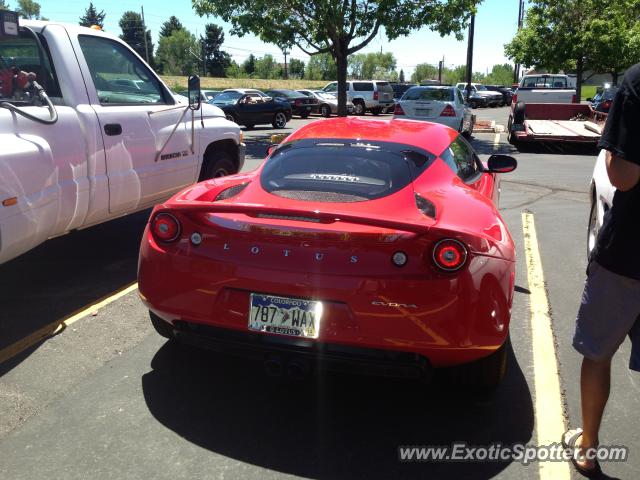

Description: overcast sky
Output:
[38,0,524,76]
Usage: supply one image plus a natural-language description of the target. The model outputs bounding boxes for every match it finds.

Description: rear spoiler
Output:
[161,201,430,234]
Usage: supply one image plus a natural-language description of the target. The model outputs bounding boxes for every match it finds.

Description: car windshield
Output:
[213,91,242,103]
[403,87,454,101]
[261,139,435,203]
[267,90,305,98]
[475,85,487,91]
[522,76,568,88]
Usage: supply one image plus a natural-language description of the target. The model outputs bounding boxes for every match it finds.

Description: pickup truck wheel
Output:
[320,104,332,117]
[470,100,478,109]
[201,151,236,179]
[513,101,526,125]
[149,311,175,340]
[371,107,382,115]
[272,111,288,129]
[353,101,366,115]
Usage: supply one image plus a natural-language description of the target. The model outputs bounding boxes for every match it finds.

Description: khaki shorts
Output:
[573,261,640,370]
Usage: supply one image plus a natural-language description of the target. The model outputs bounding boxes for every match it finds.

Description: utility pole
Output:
[514,0,525,84]
[282,47,289,79]
[201,39,207,77]
[140,6,149,64]
[465,13,475,101]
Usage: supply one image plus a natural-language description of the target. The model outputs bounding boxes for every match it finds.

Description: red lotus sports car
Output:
[138,117,517,387]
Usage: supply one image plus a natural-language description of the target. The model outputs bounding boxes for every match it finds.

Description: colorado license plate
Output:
[248,294,321,338]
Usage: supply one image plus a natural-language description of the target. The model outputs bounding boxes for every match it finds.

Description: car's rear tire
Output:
[445,338,509,388]
[149,311,174,340]
[300,112,310,119]
[200,150,236,180]
[353,100,366,115]
[272,111,288,129]
[320,104,332,117]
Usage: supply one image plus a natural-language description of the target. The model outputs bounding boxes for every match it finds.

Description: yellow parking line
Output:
[0,282,138,365]
[522,212,570,480]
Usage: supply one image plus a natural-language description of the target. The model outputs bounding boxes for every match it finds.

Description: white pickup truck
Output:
[0,19,245,264]
[512,74,577,104]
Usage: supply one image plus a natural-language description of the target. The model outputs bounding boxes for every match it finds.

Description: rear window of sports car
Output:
[261,140,435,203]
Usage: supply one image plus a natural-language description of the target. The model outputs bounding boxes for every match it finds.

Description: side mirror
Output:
[187,74,201,110]
[486,154,517,173]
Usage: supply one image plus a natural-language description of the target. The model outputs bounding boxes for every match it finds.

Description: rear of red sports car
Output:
[138,118,516,386]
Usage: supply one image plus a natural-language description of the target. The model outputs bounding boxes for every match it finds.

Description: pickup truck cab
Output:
[513,74,577,104]
[0,20,245,264]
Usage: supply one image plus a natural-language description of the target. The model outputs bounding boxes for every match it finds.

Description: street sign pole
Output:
[465,13,475,101]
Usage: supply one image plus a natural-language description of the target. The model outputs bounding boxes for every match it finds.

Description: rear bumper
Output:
[171,321,432,380]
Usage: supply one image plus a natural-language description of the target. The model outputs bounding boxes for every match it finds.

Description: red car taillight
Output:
[512,94,517,104]
[432,239,467,272]
[440,104,456,117]
[373,91,379,100]
[152,213,181,243]
[394,103,405,115]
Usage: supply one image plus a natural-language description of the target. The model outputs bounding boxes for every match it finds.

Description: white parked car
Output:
[297,89,355,116]
[393,85,474,135]
[588,149,615,257]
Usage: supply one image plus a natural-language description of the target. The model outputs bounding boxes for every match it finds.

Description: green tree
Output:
[0,1,11,10]
[505,0,640,98]
[16,0,46,20]
[305,53,336,81]
[411,63,438,83]
[201,23,231,77]
[443,64,467,84]
[156,28,199,76]
[193,0,480,116]
[159,16,183,39]
[288,58,305,79]
[350,52,397,80]
[254,53,278,78]
[79,2,106,28]
[484,63,514,86]
[119,11,154,66]
[225,60,247,78]
[242,53,256,76]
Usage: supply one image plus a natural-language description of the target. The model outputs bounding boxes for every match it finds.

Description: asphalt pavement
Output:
[0,107,637,480]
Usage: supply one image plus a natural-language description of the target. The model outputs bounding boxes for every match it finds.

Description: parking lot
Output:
[0,107,636,480]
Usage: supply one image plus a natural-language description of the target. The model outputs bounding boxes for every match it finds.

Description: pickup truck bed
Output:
[509,103,605,145]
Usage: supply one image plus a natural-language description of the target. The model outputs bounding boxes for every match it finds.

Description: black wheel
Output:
[513,101,526,125]
[507,115,513,132]
[587,192,599,258]
[470,100,478,109]
[300,112,310,119]
[225,113,238,123]
[149,311,174,339]
[244,124,255,130]
[371,107,382,115]
[199,150,236,181]
[272,111,288,129]
[353,100,366,115]
[445,337,509,388]
[320,104,332,117]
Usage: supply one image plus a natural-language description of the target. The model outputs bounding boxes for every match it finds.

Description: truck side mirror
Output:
[187,74,201,110]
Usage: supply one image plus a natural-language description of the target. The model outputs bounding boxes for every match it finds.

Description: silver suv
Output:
[322,80,395,115]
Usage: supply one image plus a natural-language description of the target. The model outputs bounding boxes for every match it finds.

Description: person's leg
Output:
[574,356,612,469]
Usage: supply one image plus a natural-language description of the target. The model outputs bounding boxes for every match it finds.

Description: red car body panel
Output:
[138,118,516,368]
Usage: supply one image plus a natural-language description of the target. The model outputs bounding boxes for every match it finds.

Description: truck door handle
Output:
[104,123,122,136]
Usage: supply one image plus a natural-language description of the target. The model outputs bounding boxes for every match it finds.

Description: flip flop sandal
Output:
[561,428,603,478]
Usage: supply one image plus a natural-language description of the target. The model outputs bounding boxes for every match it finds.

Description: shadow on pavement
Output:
[142,341,534,479]
[0,209,149,372]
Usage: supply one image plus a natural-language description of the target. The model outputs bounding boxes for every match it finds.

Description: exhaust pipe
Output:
[286,357,310,381]
[263,354,284,377]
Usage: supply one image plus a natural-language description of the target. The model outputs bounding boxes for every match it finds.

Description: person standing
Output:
[563,64,640,477]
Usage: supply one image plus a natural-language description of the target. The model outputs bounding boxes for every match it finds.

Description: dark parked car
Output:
[212,89,292,129]
[588,86,618,113]
[484,85,513,106]
[263,89,318,118]
[391,83,418,99]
